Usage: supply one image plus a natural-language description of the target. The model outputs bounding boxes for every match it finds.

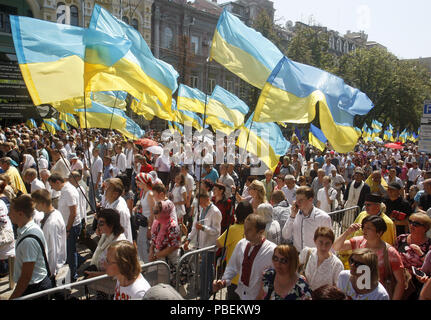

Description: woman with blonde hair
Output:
[106,240,151,300]
[247,180,267,213]
[256,244,312,300]
[337,248,389,300]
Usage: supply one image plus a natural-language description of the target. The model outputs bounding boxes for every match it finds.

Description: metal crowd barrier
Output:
[328,206,360,238]
[15,260,171,300]
[175,245,217,300]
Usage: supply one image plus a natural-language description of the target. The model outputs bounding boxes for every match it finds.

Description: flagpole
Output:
[83,92,97,213]
[108,92,119,131]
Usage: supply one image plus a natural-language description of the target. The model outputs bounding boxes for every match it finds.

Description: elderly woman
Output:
[337,248,389,300]
[333,215,406,300]
[256,244,312,300]
[256,203,281,245]
[299,227,344,291]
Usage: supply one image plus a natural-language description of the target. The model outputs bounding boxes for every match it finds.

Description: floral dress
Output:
[262,268,312,300]
[395,234,431,272]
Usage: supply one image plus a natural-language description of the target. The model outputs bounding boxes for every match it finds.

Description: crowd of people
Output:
[1,123,431,301]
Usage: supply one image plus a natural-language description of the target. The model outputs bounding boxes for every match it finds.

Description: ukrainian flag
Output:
[59,119,69,131]
[177,84,208,114]
[91,91,128,110]
[75,101,126,130]
[210,9,283,89]
[206,116,236,135]
[26,118,37,129]
[371,120,383,132]
[387,123,394,134]
[168,121,184,135]
[117,113,145,141]
[88,5,179,112]
[361,124,368,138]
[309,124,327,152]
[383,130,392,141]
[59,112,79,128]
[254,56,373,153]
[10,15,131,107]
[236,113,289,172]
[206,85,249,129]
[131,94,174,121]
[42,118,61,134]
[172,99,203,131]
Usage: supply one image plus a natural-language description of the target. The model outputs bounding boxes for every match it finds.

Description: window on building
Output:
[56,2,66,23]
[70,5,79,26]
[122,16,129,24]
[208,78,216,93]
[0,5,17,33]
[329,35,335,49]
[161,27,173,49]
[344,41,349,53]
[131,18,139,31]
[190,75,199,88]
[336,38,342,52]
[224,80,233,92]
[190,35,200,55]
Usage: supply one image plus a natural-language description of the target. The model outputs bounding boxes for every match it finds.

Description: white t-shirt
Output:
[42,209,67,275]
[172,185,186,217]
[155,155,170,172]
[31,178,46,193]
[337,270,389,300]
[114,274,151,300]
[317,187,337,213]
[104,197,133,243]
[58,182,81,227]
[91,156,103,186]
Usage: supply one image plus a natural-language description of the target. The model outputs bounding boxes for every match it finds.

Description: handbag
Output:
[383,243,413,300]
[0,224,14,247]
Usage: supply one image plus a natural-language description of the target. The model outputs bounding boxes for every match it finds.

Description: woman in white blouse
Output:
[299,227,344,290]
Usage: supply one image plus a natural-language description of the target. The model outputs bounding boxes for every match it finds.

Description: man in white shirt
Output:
[184,191,221,300]
[213,214,276,300]
[154,153,171,186]
[23,168,45,193]
[88,148,103,213]
[48,173,81,282]
[407,161,422,190]
[102,178,133,242]
[113,144,127,177]
[282,186,332,252]
[322,158,336,176]
[316,176,338,213]
[124,140,135,180]
[282,175,298,205]
[217,164,235,199]
[31,189,67,278]
[50,149,70,180]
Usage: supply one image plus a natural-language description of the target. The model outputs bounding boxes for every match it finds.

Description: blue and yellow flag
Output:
[88,5,179,112]
[117,113,145,141]
[210,9,283,89]
[383,130,392,141]
[387,123,394,134]
[172,99,203,131]
[59,119,69,131]
[168,121,184,135]
[236,113,289,172]
[131,94,174,121]
[177,84,208,114]
[59,112,79,128]
[91,91,128,110]
[309,124,327,152]
[26,118,37,129]
[42,118,61,134]
[206,85,249,129]
[254,56,373,153]
[10,15,131,106]
[371,120,383,132]
[75,101,126,130]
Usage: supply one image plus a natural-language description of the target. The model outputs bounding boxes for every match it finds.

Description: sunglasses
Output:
[349,257,362,268]
[272,255,289,264]
[409,220,425,228]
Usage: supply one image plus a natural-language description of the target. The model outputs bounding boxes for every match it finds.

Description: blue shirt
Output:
[202,168,219,183]
[14,220,48,284]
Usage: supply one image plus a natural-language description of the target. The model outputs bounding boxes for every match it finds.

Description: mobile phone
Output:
[412,266,426,277]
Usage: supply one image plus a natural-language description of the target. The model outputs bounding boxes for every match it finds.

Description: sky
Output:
[218,0,430,60]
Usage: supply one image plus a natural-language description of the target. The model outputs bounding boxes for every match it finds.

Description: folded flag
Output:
[210,9,283,89]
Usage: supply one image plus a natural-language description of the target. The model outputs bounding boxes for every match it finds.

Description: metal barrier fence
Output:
[16,260,171,300]
[328,206,360,238]
[175,245,217,300]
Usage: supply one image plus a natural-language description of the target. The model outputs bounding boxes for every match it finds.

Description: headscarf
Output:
[151,200,177,251]
[22,153,36,171]
[136,172,153,188]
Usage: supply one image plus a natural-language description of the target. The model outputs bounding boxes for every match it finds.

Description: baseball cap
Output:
[388,181,402,190]
[142,284,184,300]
